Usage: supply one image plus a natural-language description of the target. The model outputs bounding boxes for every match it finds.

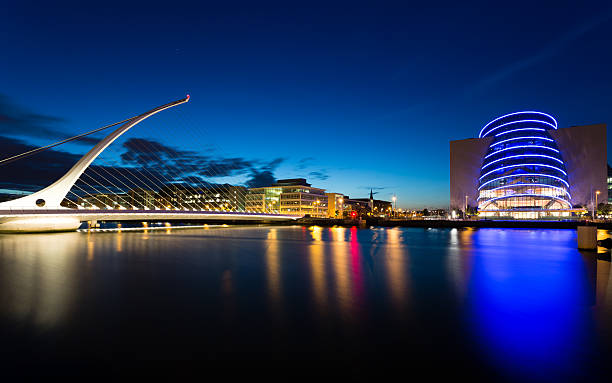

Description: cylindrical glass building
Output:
[477,111,571,219]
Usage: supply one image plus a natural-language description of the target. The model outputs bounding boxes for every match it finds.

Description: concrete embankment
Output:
[294,217,611,230]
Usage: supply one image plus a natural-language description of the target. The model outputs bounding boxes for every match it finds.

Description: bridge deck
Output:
[0,209,299,221]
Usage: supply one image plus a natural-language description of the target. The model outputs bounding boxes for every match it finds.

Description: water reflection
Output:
[309,236,327,315]
[446,228,475,300]
[309,225,322,241]
[384,228,409,312]
[597,259,612,306]
[331,228,353,318]
[466,229,596,379]
[87,233,95,261]
[0,226,610,376]
[116,230,123,252]
[0,234,81,329]
[265,228,283,318]
[348,227,364,312]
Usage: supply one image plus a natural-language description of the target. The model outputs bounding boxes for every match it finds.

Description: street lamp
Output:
[392,195,397,217]
[465,195,468,220]
[595,190,601,220]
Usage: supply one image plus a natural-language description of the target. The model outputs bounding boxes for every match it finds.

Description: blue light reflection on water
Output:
[463,229,596,379]
[0,226,609,377]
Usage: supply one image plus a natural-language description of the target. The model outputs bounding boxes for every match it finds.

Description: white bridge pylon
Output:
[0,96,191,210]
[0,95,297,232]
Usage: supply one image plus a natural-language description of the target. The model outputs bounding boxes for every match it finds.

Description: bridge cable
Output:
[117,115,246,213]
[126,138,211,210]
[71,183,115,209]
[92,135,199,211]
[85,163,145,208]
[0,115,141,167]
[60,105,261,214]
[171,110,255,212]
[81,171,134,209]
[129,133,239,212]
[116,138,204,210]
[86,158,190,211]
[84,135,196,210]
[138,107,256,213]
[134,120,245,212]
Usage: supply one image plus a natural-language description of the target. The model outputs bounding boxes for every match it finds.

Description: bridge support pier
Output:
[578,226,598,250]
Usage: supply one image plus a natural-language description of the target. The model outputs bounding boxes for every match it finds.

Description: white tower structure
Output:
[0,96,190,210]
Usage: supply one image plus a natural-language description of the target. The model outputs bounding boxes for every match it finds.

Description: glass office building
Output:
[246,179,328,217]
[477,111,572,219]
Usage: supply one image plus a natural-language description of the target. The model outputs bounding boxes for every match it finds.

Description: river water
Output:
[0,226,611,379]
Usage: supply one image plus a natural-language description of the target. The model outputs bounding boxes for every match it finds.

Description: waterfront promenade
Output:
[296,217,609,230]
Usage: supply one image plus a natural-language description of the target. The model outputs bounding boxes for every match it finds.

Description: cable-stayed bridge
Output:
[0,96,298,232]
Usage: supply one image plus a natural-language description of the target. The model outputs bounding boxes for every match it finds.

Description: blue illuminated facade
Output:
[478,112,572,218]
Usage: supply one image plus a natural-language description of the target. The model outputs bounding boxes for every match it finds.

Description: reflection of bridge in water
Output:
[0,96,297,232]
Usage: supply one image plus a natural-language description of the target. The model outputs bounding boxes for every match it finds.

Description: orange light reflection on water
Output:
[265,229,282,316]
[309,239,327,314]
[384,228,409,312]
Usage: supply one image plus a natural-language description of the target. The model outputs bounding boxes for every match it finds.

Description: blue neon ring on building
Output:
[478,111,571,213]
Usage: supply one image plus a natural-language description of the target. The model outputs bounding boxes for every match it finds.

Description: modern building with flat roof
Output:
[450,111,607,219]
[326,192,344,218]
[157,184,246,211]
[246,178,328,218]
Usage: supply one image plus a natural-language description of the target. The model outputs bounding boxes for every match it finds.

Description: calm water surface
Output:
[1,226,611,379]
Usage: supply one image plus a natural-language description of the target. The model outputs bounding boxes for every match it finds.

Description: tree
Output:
[598,202,612,216]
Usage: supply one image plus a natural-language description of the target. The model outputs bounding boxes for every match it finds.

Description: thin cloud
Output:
[0,94,98,145]
[296,157,315,170]
[245,170,276,188]
[120,138,284,181]
[0,135,285,193]
[0,136,81,192]
[309,170,329,181]
[245,158,285,187]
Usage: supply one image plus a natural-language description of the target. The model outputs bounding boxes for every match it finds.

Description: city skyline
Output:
[3,3,612,378]
[2,2,612,208]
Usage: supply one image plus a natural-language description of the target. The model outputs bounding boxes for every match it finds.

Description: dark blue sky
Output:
[1,1,611,208]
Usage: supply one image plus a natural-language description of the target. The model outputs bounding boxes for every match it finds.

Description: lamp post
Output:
[595,190,601,220]
[465,195,468,220]
[392,195,397,217]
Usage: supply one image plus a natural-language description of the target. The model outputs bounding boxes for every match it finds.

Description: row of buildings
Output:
[69,178,393,219]
[246,178,392,218]
[69,184,247,212]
